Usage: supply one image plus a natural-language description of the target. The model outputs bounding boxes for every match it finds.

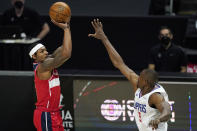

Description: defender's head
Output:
[137,69,158,90]
[28,43,48,63]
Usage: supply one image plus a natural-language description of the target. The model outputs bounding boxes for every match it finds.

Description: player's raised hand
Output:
[88,19,106,40]
[51,19,70,30]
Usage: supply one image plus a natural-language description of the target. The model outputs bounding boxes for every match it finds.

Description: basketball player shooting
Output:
[28,19,71,131]
[88,19,171,131]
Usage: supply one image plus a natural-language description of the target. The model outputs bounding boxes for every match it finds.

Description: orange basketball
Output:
[49,2,71,23]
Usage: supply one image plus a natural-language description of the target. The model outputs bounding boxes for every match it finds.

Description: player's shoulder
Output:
[155,83,163,89]
[149,84,168,100]
[38,58,55,72]
[147,84,166,99]
[135,87,141,94]
[36,63,53,77]
[149,84,165,97]
[153,83,166,93]
[150,92,162,98]
[149,92,164,105]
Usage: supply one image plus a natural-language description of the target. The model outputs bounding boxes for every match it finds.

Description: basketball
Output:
[49,2,71,23]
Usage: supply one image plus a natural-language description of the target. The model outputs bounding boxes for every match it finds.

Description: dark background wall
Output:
[30,16,189,71]
[0,16,188,71]
[0,0,150,16]
[1,75,35,131]
[0,0,193,72]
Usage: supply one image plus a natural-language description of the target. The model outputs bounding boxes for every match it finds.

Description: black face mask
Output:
[14,1,24,9]
[160,36,171,46]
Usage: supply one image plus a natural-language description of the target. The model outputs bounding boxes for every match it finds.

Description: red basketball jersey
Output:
[33,63,61,112]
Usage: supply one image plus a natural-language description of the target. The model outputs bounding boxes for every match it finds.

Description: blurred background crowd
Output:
[1,0,197,74]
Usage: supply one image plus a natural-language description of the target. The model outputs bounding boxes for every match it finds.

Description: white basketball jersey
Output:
[134,84,169,131]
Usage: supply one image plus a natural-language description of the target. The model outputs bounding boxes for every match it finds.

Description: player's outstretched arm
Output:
[40,20,72,71]
[89,19,138,92]
[149,93,171,130]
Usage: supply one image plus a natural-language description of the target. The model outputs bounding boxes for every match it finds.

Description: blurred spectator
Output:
[1,0,50,39]
[148,26,187,72]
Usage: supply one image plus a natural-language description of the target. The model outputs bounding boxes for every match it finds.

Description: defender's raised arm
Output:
[89,19,138,92]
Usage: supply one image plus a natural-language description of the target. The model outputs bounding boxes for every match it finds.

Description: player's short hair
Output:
[143,69,158,88]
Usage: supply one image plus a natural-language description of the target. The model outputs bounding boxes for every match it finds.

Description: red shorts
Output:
[33,109,64,131]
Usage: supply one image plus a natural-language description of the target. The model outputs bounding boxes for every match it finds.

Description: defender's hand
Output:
[149,119,160,130]
[51,19,70,30]
[88,19,106,40]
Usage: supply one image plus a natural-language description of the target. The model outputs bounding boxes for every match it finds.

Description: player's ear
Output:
[32,54,37,60]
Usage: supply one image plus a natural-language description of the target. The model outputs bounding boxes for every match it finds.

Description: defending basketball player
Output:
[89,19,171,131]
[28,19,71,131]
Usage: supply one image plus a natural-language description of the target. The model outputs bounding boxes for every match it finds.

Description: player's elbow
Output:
[62,50,71,60]
[113,62,121,69]
[113,61,124,69]
[165,108,172,121]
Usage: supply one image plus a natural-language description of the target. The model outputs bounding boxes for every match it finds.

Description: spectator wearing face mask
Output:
[148,26,187,73]
[1,0,50,39]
